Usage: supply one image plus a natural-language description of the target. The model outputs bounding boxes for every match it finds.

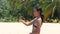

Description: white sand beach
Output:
[0,22,60,34]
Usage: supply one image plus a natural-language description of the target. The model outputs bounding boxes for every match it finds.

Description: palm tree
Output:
[38,0,60,22]
[7,0,60,22]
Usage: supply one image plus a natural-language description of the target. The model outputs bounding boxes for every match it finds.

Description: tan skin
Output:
[19,9,42,34]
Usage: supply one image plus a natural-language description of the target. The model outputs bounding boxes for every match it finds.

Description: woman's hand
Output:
[19,19,24,22]
[19,16,25,22]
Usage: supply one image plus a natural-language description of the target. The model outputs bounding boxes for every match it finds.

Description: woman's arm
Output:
[19,18,36,26]
[22,20,34,26]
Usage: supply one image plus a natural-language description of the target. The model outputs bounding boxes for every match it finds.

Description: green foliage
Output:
[0,0,60,22]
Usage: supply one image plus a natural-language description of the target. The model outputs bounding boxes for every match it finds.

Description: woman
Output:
[19,7,43,34]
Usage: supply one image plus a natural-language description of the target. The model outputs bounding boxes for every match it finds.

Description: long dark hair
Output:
[34,7,44,22]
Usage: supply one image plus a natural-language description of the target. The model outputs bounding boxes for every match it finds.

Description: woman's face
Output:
[34,8,40,17]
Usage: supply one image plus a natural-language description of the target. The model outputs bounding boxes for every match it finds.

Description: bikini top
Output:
[33,18,42,29]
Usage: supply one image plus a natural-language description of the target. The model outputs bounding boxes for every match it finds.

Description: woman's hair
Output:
[34,7,44,22]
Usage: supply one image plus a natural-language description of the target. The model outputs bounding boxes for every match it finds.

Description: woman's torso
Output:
[31,17,42,34]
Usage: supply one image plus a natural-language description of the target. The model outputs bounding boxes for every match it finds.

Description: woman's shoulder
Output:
[37,17,42,22]
[34,17,42,21]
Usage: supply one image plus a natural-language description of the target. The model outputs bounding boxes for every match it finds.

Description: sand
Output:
[0,22,60,34]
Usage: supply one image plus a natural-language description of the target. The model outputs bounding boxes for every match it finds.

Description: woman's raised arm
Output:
[19,18,36,26]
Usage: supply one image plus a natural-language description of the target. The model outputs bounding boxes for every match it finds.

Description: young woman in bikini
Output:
[19,7,43,34]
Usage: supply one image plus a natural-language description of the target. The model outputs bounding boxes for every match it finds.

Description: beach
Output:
[0,22,60,34]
